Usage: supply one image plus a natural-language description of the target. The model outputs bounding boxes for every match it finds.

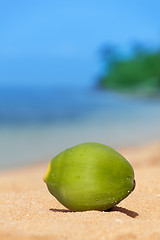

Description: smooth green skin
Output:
[43,142,135,211]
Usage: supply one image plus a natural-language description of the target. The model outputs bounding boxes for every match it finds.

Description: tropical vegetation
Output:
[98,45,160,96]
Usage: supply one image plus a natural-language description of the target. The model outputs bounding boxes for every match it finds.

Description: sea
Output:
[0,87,160,170]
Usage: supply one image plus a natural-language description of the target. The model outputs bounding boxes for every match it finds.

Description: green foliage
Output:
[99,49,160,96]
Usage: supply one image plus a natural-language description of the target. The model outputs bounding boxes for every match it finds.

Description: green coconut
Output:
[43,142,135,211]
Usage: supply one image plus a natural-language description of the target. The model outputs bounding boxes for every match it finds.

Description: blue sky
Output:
[0,0,160,88]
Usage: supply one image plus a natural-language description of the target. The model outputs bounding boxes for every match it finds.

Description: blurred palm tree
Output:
[98,42,160,96]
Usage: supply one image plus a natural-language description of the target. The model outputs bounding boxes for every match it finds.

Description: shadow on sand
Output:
[50,206,138,218]
[108,206,138,218]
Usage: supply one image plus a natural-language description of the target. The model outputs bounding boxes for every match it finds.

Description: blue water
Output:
[0,87,160,170]
[0,87,113,125]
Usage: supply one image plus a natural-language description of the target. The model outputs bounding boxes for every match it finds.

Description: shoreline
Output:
[1,88,160,170]
[0,141,160,239]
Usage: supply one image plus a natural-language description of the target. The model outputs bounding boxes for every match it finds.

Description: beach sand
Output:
[0,142,160,240]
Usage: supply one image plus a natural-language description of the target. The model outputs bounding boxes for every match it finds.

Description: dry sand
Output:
[0,142,160,240]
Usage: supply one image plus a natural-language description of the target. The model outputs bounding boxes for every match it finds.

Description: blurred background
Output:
[0,0,160,169]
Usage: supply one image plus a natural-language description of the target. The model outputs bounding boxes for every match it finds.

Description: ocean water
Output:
[0,87,160,170]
